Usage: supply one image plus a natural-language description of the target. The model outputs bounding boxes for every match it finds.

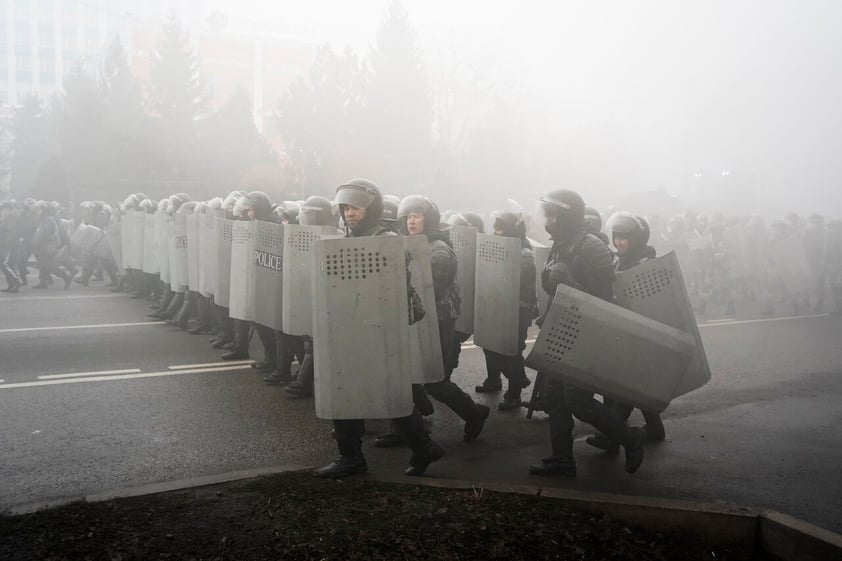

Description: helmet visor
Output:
[335,184,376,209]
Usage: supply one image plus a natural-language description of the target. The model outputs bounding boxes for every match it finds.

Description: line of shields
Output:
[108,212,759,421]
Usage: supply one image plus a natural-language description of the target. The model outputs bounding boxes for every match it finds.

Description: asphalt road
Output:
[1,280,841,534]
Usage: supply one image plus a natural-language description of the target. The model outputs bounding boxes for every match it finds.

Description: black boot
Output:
[316,455,368,478]
[405,441,445,476]
[623,427,646,474]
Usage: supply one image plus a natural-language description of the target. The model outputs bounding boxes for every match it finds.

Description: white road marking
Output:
[1,293,123,302]
[0,321,166,334]
[169,360,254,370]
[38,368,142,380]
[698,313,829,328]
[0,365,255,390]
[705,319,734,323]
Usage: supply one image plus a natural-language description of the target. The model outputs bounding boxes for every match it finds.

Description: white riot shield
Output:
[723,224,752,279]
[313,236,413,420]
[106,221,124,274]
[157,214,170,285]
[228,220,255,321]
[119,215,130,270]
[613,251,712,398]
[168,216,189,293]
[772,233,815,296]
[214,213,232,308]
[281,225,340,336]
[186,213,200,291]
[450,225,477,335]
[473,234,522,356]
[253,221,284,329]
[197,213,211,297]
[123,211,144,270]
[526,283,696,412]
[532,241,551,317]
[406,235,445,384]
[142,214,159,274]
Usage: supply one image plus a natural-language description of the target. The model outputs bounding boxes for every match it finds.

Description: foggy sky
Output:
[215,1,842,216]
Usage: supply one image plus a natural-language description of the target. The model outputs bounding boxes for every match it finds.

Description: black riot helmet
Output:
[397,194,441,235]
[584,206,603,232]
[610,212,650,249]
[176,201,198,214]
[273,200,301,224]
[299,196,335,226]
[167,193,192,215]
[447,210,485,233]
[538,189,586,240]
[138,198,157,214]
[493,211,526,239]
[382,194,401,221]
[335,178,383,232]
[233,191,273,221]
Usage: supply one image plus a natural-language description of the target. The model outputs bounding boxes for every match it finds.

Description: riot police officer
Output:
[529,189,646,477]
[282,196,337,395]
[586,213,665,452]
[393,195,490,441]
[316,179,445,479]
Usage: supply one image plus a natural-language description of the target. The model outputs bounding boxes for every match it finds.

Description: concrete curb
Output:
[6,465,842,560]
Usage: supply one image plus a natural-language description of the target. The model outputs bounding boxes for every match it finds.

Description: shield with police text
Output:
[186,213,200,291]
[252,221,284,329]
[532,241,551,318]
[313,236,413,420]
[771,233,815,296]
[168,214,189,292]
[526,282,696,412]
[473,234,521,356]
[228,220,255,321]
[214,213,232,307]
[281,225,340,336]
[406,235,445,384]
[613,251,711,398]
[450,225,477,335]
[142,214,159,274]
[157,214,170,285]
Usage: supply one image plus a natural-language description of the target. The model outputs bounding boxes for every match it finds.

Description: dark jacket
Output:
[0,214,18,253]
[540,226,615,323]
[33,215,61,254]
[518,237,538,319]
[427,229,461,321]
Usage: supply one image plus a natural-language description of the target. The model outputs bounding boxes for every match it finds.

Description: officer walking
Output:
[316,179,445,479]
[529,189,646,478]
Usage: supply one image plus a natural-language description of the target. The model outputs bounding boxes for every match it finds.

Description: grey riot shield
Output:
[406,235,445,384]
[142,214,159,274]
[70,224,101,258]
[228,220,255,321]
[281,225,340,336]
[157,214,170,285]
[613,251,711,398]
[197,213,210,296]
[473,234,522,356]
[253,221,284,329]
[532,241,551,318]
[186,213,200,291]
[168,216,188,292]
[771,233,815,296]
[450,225,477,335]
[214,213,232,307]
[123,211,144,270]
[106,221,124,273]
[313,235,414,420]
[526,282,696,412]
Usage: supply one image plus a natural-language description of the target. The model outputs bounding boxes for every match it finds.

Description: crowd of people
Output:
[2,186,840,480]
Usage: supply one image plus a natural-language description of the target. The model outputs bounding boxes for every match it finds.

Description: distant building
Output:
[0,0,314,150]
